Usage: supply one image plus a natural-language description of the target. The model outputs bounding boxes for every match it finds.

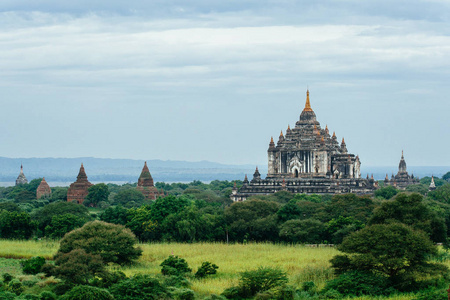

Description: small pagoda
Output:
[36,177,52,199]
[67,163,93,204]
[15,164,28,186]
[136,162,164,200]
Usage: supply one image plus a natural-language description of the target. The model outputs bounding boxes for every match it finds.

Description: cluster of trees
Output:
[2,176,450,245]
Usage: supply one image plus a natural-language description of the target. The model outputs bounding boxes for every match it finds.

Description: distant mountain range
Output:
[0,157,448,187]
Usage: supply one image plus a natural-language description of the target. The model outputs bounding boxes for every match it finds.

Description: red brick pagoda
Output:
[67,163,93,204]
[36,177,52,199]
[136,162,164,200]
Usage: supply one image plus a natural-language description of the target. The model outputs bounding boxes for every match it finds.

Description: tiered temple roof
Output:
[231,90,376,201]
[67,163,93,204]
[384,151,419,189]
[36,177,52,199]
[136,162,165,200]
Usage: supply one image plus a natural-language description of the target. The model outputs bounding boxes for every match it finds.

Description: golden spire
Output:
[287,124,291,130]
[342,137,345,144]
[303,89,313,112]
[270,136,274,143]
[332,131,336,138]
[280,130,283,137]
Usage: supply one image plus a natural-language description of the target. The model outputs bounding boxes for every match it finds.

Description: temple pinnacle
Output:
[303,89,313,112]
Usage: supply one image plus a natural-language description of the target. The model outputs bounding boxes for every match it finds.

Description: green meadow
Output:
[0,240,439,299]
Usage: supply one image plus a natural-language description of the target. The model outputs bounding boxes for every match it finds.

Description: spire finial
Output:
[303,89,313,112]
[270,136,274,143]
[342,137,345,144]
[401,150,404,159]
[280,130,283,137]
[332,131,336,138]
[287,124,290,130]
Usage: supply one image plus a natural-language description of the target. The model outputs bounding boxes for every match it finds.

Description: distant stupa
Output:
[15,164,28,186]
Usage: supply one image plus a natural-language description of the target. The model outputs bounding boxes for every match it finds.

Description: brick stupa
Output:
[67,163,93,204]
[36,177,52,199]
[136,162,164,200]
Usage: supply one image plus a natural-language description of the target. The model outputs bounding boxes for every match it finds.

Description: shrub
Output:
[168,287,195,300]
[2,273,13,283]
[323,271,391,296]
[0,291,16,300]
[51,282,74,296]
[222,267,288,299]
[110,274,167,300]
[22,257,46,275]
[162,275,191,288]
[60,285,113,300]
[160,255,192,276]
[18,294,39,300]
[52,249,106,284]
[92,271,127,288]
[254,285,296,300]
[58,220,142,265]
[195,261,219,278]
[39,291,57,300]
[6,279,24,295]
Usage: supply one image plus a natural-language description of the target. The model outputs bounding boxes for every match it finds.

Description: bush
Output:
[22,257,46,275]
[254,285,296,300]
[58,220,142,265]
[168,287,195,300]
[39,291,57,300]
[323,271,391,296]
[51,282,74,296]
[92,271,127,288]
[110,274,168,300]
[2,273,13,283]
[6,279,24,295]
[160,255,192,276]
[18,294,39,300]
[222,267,288,299]
[195,261,219,278]
[60,285,113,300]
[0,291,16,300]
[52,249,106,284]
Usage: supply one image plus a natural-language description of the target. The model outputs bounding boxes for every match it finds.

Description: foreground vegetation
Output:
[2,240,448,299]
[1,174,450,298]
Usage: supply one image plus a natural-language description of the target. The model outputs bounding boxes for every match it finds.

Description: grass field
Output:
[0,240,438,299]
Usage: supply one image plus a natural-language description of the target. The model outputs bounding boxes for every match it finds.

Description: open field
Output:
[0,240,441,299]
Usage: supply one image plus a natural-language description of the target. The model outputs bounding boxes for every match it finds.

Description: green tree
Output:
[330,223,448,290]
[150,195,190,224]
[126,205,158,241]
[32,202,91,234]
[57,221,142,265]
[325,194,376,223]
[84,183,110,207]
[428,184,450,204]
[225,200,280,242]
[112,189,145,207]
[369,193,447,243]
[374,186,398,199]
[49,249,106,284]
[48,187,68,202]
[44,213,87,239]
[110,274,167,300]
[99,206,129,225]
[279,219,326,243]
[0,202,21,212]
[61,285,113,300]
[0,210,34,239]
[443,172,450,182]
[405,184,428,195]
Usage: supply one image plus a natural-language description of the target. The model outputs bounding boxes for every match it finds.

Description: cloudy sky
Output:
[0,1,449,167]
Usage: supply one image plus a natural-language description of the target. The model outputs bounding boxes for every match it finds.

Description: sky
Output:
[0,1,449,167]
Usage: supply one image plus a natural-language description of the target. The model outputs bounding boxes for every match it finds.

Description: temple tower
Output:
[67,163,93,204]
[36,177,52,199]
[136,162,162,200]
[15,164,28,186]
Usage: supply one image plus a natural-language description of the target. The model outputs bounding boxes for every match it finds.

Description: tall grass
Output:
[0,239,58,259]
[0,240,446,299]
